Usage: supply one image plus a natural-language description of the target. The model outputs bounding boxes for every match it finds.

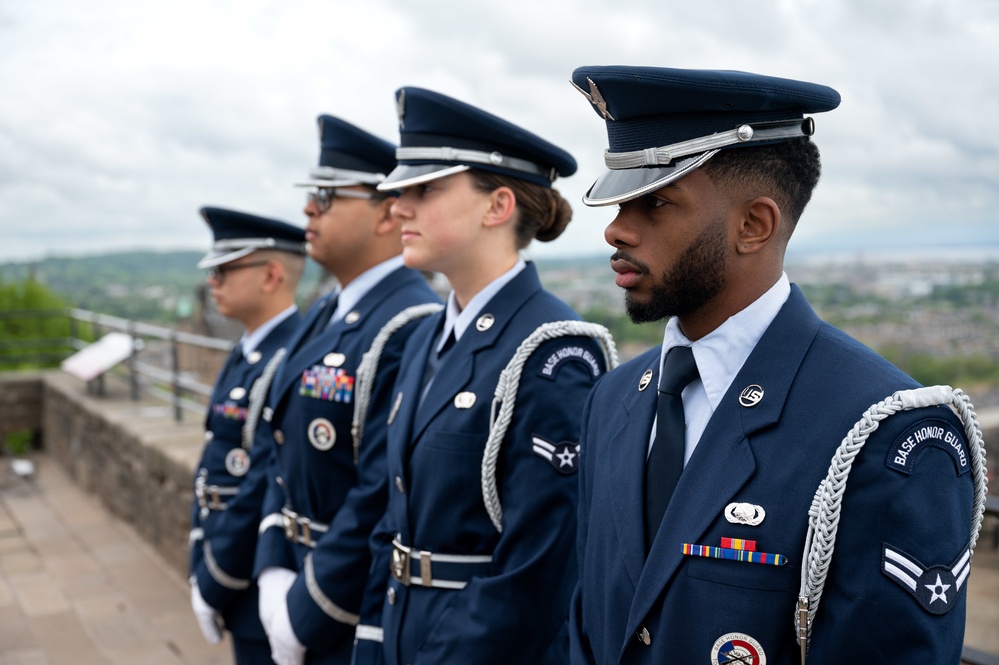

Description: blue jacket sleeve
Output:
[807,404,974,664]
[569,384,599,665]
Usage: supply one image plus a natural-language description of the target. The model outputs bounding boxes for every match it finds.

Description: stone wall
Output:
[38,370,204,574]
[0,372,43,452]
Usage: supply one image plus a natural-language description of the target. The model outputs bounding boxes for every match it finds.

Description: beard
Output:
[622,217,728,324]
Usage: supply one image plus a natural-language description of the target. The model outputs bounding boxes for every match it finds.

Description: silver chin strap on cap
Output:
[603,117,815,170]
[794,385,988,665]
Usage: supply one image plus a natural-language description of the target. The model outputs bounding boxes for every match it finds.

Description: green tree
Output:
[0,276,74,369]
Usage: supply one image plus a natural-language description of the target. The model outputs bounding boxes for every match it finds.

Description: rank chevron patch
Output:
[881,542,970,615]
[531,435,579,475]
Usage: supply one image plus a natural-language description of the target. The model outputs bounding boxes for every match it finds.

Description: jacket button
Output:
[636,627,651,646]
[274,430,285,445]
[386,587,396,605]
[395,476,405,493]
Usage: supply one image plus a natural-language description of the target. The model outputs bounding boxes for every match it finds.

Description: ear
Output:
[259,260,284,294]
[482,186,517,229]
[372,196,400,237]
[737,196,781,255]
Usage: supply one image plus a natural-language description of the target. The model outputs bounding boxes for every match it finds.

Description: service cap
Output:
[380,87,576,191]
[197,207,307,269]
[296,115,397,188]
[571,66,840,205]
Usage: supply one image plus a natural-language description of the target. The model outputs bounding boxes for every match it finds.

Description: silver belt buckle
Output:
[282,508,298,542]
[391,541,411,586]
[299,518,314,547]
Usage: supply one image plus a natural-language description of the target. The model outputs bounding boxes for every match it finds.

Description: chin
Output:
[402,248,432,273]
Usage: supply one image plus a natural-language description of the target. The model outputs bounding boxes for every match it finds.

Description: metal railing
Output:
[1,308,234,422]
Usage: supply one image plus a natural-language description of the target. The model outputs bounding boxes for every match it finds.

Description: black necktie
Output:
[307,295,338,341]
[219,344,243,380]
[645,345,699,552]
[420,329,456,402]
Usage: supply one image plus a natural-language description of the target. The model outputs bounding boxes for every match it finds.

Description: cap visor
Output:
[196,247,256,269]
[377,164,470,191]
[582,151,718,207]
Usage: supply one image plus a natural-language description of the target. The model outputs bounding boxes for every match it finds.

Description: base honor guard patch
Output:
[882,542,970,615]
[710,632,766,665]
[307,418,337,451]
[225,448,250,477]
[300,366,355,403]
[531,435,579,474]
[539,345,603,380]
[887,418,969,476]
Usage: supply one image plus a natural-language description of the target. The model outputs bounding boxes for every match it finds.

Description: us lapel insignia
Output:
[638,369,654,391]
[345,311,361,324]
[739,384,764,407]
[454,392,476,409]
[475,314,494,332]
[246,350,262,365]
[724,502,766,526]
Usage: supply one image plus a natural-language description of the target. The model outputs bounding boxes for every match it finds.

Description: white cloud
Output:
[0,0,996,262]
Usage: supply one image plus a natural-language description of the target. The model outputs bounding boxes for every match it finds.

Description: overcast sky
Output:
[1,0,997,264]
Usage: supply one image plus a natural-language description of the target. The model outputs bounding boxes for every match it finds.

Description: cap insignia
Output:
[571,77,615,121]
[396,89,406,129]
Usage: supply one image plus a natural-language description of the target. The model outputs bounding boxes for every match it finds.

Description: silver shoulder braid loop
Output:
[794,385,987,665]
[242,347,287,449]
[481,321,619,532]
[352,303,444,464]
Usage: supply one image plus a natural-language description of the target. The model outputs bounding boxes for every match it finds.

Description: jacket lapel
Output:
[623,286,822,646]
[408,263,544,443]
[606,353,661,589]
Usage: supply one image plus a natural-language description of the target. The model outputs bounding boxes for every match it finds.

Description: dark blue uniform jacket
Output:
[254,265,439,661]
[569,286,973,665]
[191,311,301,640]
[358,263,609,665]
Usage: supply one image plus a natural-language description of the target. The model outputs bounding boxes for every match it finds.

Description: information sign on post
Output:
[61,332,136,381]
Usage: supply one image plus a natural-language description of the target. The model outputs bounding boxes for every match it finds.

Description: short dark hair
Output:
[700,137,822,236]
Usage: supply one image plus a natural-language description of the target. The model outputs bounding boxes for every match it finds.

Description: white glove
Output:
[257,566,298,638]
[190,579,222,645]
[268,593,307,665]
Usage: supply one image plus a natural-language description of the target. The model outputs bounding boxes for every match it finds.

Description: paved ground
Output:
[0,457,231,665]
[1,455,998,663]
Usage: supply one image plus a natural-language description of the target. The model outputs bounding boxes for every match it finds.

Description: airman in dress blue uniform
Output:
[566,66,979,665]
[352,87,616,665]
[253,115,441,665]
[189,206,307,665]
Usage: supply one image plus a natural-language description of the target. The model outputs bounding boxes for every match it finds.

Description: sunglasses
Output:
[307,187,384,213]
[207,259,270,284]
